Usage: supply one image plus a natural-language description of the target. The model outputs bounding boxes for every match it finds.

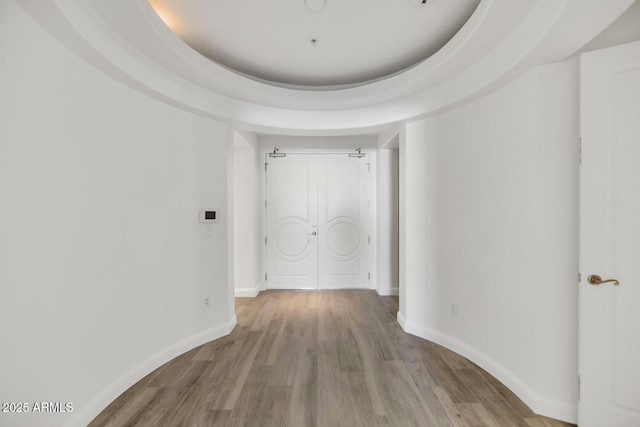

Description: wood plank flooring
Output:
[90,290,575,427]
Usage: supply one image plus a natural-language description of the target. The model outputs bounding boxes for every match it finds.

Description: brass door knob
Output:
[587,274,619,286]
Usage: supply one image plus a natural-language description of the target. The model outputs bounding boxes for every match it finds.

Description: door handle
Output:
[310,231,317,236]
[587,274,619,286]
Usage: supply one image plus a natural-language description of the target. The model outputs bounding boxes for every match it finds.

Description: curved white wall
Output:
[398,59,579,422]
[0,3,235,426]
[3,0,637,425]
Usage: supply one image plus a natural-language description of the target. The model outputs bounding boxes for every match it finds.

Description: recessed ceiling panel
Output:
[148,0,480,87]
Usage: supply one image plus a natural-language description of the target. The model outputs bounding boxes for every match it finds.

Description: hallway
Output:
[90,291,573,426]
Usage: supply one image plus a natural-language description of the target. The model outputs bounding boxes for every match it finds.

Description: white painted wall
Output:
[531,59,579,414]
[233,131,262,296]
[376,134,399,296]
[398,60,579,422]
[0,3,234,426]
[436,68,539,399]
[398,120,440,331]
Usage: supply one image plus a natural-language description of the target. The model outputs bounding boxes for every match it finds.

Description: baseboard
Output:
[534,398,577,424]
[399,319,577,424]
[397,311,407,330]
[235,283,262,297]
[377,286,399,296]
[65,315,237,427]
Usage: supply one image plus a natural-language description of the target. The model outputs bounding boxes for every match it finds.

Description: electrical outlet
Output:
[450,302,459,316]
[204,296,210,307]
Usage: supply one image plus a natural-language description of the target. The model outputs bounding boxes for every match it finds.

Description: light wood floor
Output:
[90,290,575,427]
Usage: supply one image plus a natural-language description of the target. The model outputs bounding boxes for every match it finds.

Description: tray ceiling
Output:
[148,0,481,87]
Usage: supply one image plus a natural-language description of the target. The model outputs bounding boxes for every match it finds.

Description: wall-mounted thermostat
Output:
[200,209,218,223]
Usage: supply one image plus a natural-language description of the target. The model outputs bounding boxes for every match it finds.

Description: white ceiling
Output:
[23,0,635,134]
[148,0,481,88]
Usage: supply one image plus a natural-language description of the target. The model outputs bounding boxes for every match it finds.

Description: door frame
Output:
[260,148,377,291]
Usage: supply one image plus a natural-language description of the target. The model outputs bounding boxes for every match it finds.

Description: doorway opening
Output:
[263,151,373,290]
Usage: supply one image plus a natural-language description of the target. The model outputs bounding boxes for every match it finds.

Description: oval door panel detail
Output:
[276,220,311,259]
[326,221,360,258]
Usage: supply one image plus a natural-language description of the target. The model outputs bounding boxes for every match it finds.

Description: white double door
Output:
[265,153,370,290]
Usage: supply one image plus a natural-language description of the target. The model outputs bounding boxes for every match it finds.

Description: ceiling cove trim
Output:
[18,0,635,134]
[137,0,496,108]
[136,0,493,99]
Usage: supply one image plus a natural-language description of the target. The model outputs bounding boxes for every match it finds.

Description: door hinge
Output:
[265,162,269,171]
[368,236,371,244]
[578,272,582,283]
[579,137,582,166]
[265,273,268,281]
[265,236,268,245]
[368,272,371,280]
[265,200,267,208]
[578,375,581,401]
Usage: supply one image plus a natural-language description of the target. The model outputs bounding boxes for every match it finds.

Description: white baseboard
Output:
[397,311,407,330]
[65,316,237,427]
[534,397,578,424]
[377,286,399,296]
[399,319,577,424]
[235,283,262,297]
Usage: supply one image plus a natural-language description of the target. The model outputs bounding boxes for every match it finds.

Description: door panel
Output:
[579,41,640,426]
[318,158,369,289]
[613,70,640,414]
[265,153,370,290]
[266,156,318,289]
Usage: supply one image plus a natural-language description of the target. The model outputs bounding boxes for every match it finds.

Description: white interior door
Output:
[579,41,640,427]
[265,153,370,290]
[318,156,370,289]
[265,155,318,289]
